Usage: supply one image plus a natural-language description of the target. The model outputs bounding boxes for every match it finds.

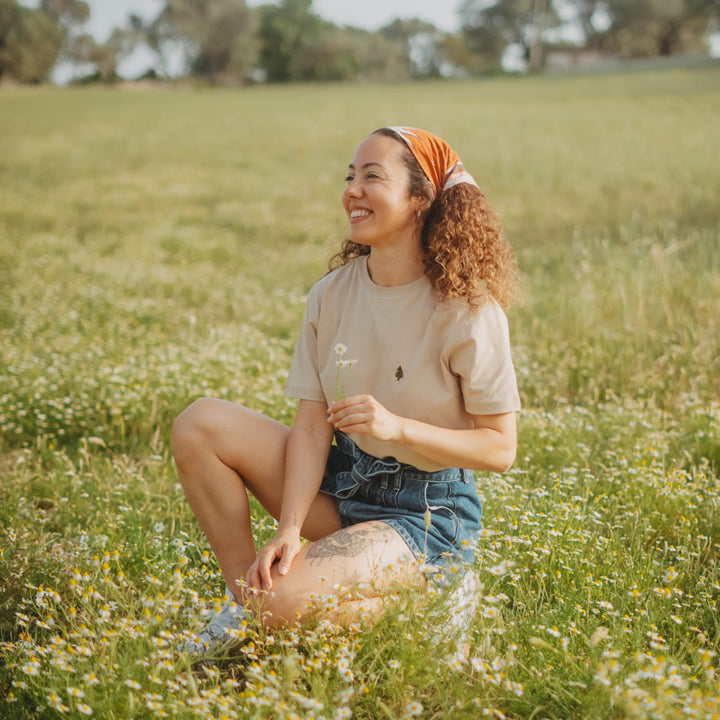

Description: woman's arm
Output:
[327,395,516,472]
[247,399,334,590]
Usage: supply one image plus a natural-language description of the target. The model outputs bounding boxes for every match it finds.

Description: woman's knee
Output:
[171,397,221,463]
[259,582,311,629]
[257,562,363,629]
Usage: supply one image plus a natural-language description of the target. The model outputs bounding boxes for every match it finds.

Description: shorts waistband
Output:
[333,431,466,500]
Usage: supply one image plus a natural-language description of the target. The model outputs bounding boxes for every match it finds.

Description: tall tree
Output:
[40,0,90,63]
[65,20,143,83]
[256,0,362,81]
[460,0,561,70]
[149,0,258,81]
[574,0,719,57]
[0,0,62,83]
[288,26,360,81]
[257,0,320,81]
[342,27,410,82]
[40,0,88,28]
[379,18,447,77]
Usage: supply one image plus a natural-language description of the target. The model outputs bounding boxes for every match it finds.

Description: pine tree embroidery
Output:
[395,365,404,381]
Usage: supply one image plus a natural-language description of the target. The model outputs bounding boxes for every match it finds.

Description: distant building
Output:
[545,49,720,74]
[545,49,618,73]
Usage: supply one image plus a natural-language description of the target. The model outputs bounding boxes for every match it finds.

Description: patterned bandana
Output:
[385,126,479,195]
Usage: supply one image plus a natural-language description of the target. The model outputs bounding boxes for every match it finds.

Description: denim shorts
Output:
[320,432,482,566]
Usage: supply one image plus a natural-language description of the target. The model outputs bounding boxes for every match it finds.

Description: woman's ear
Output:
[415,182,435,213]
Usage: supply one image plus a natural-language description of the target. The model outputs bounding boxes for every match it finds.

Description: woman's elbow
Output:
[472,439,516,473]
[495,444,516,473]
[499,431,518,471]
[469,412,517,473]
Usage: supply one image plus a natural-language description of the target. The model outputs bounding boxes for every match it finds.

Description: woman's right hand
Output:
[246,527,302,592]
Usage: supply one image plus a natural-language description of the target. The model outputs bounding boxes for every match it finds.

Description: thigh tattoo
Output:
[305,524,395,566]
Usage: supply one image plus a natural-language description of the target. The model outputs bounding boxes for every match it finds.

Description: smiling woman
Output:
[170,125,521,659]
[341,133,429,274]
[333,127,519,307]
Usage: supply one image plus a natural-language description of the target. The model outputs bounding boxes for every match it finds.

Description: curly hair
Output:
[328,128,521,310]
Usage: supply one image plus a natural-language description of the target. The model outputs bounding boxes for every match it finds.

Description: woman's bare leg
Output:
[172,399,423,633]
[171,397,341,595]
[256,521,423,629]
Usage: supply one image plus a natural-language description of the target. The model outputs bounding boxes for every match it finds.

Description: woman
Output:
[172,126,521,656]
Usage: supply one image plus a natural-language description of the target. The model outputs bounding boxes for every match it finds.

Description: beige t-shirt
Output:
[284,256,521,471]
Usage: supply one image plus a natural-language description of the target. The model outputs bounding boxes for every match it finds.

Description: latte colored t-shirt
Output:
[284,256,520,471]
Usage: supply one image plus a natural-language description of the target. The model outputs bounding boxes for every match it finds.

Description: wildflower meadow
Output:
[1,69,719,719]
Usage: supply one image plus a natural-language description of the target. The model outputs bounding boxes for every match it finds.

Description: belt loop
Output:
[393,465,404,490]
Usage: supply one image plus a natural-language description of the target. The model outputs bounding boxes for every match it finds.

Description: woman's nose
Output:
[343,178,362,198]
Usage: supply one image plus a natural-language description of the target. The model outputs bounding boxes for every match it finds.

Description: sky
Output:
[284,0,463,33]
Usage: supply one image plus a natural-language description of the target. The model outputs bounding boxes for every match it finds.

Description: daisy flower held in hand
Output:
[334,343,358,400]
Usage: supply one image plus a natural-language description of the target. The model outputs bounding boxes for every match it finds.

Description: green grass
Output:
[1,69,719,718]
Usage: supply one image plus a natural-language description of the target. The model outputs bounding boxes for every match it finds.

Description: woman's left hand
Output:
[327,394,401,441]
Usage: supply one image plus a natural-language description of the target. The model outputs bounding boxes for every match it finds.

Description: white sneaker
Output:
[181,587,248,658]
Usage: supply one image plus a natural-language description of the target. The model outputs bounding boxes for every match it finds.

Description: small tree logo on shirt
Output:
[395,365,404,381]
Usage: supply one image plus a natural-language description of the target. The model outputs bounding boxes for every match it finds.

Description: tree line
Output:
[1,0,718,84]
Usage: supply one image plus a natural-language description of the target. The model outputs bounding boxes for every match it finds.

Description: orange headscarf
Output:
[386,126,478,195]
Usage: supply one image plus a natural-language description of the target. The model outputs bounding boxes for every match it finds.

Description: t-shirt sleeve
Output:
[447,301,521,416]
[284,284,327,402]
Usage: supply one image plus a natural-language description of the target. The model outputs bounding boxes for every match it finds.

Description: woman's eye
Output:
[345,175,354,182]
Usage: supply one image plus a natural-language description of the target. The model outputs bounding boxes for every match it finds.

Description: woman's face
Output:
[342,133,423,249]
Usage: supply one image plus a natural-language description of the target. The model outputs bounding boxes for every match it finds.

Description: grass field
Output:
[1,69,719,719]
